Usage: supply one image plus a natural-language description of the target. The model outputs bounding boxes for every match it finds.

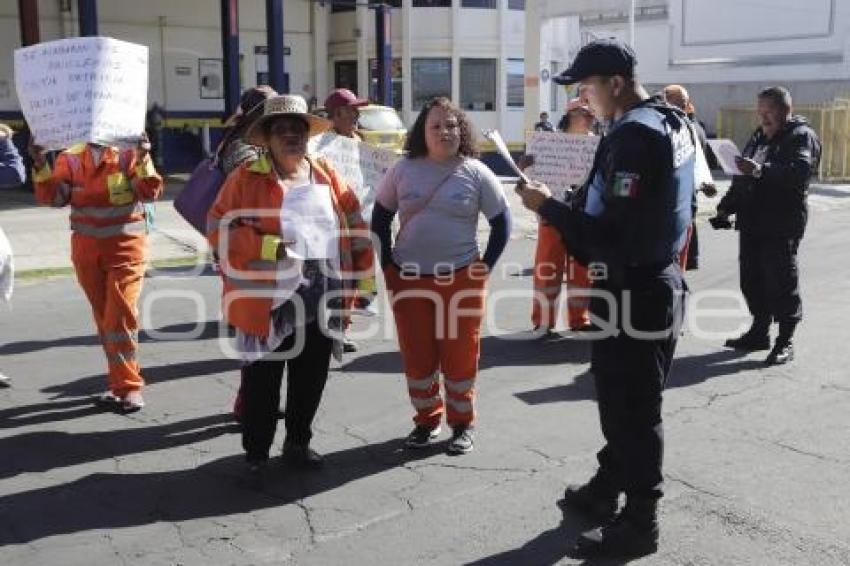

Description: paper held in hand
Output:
[707,139,743,175]
[482,129,531,185]
[525,131,599,200]
[14,36,149,151]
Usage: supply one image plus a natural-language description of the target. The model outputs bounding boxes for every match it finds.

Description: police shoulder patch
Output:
[611,171,640,198]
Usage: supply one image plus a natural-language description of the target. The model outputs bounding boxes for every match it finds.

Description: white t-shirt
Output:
[376,156,508,275]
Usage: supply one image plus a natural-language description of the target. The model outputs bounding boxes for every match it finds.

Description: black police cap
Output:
[553,38,637,85]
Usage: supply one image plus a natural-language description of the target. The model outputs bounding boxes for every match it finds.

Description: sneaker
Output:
[561,472,620,522]
[95,391,121,406]
[532,325,555,339]
[571,498,659,559]
[0,373,11,388]
[404,425,441,449]
[120,390,145,413]
[447,427,474,454]
[343,338,358,353]
[724,332,770,351]
[765,340,794,366]
[282,441,324,469]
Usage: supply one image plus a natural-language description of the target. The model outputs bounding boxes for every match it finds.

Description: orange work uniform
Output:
[532,221,591,330]
[34,143,162,396]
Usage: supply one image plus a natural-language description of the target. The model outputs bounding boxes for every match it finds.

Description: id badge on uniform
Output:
[107,172,134,205]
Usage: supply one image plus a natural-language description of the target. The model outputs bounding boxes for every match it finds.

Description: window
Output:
[330,1,355,13]
[413,0,451,6]
[460,58,496,111]
[462,0,496,7]
[334,60,358,93]
[369,0,402,7]
[412,58,451,110]
[508,0,525,9]
[369,58,403,111]
[506,59,524,108]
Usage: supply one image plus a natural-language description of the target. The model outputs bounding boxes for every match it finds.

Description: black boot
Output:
[561,471,620,522]
[765,340,794,366]
[282,441,324,469]
[724,322,770,351]
[572,496,659,559]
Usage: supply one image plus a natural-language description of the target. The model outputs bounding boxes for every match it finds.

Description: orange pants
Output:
[71,233,146,396]
[532,223,590,330]
[678,223,694,271]
[384,262,487,429]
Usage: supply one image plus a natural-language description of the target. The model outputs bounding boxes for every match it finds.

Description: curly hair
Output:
[404,97,478,159]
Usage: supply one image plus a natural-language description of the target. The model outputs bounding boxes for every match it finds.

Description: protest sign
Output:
[15,37,149,151]
[525,131,599,200]
[309,132,399,220]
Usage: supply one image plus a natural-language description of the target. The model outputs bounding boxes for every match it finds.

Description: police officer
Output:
[712,87,821,366]
[516,39,693,558]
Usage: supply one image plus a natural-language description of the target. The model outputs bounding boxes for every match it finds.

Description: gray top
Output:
[376,156,507,274]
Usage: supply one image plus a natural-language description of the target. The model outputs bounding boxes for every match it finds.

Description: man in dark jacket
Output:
[712,87,821,365]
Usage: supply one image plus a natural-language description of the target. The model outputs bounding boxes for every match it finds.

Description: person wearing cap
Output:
[322,88,372,352]
[324,88,369,141]
[370,97,511,455]
[528,97,595,336]
[662,84,716,271]
[207,94,374,473]
[515,39,694,558]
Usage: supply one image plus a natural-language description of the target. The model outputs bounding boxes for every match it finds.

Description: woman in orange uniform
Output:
[208,95,374,472]
[31,135,162,412]
[530,98,596,335]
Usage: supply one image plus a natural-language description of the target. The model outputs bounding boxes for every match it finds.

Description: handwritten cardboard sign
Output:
[526,131,599,200]
[308,132,400,220]
[15,37,149,151]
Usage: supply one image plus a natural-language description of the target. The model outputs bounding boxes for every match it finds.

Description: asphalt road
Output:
[1,203,849,565]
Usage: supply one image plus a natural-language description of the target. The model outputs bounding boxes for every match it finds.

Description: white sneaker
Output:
[120,390,145,413]
[0,373,11,388]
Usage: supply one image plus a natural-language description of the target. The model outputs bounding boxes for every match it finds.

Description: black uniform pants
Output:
[241,321,333,461]
[589,264,686,500]
[739,232,802,340]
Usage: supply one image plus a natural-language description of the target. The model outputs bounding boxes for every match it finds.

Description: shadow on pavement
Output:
[514,348,764,406]
[465,499,631,566]
[40,358,239,399]
[0,413,237,479]
[0,436,443,545]
[340,332,591,375]
[0,320,223,356]
[0,397,104,430]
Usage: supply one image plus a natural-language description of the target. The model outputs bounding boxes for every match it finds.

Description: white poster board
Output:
[707,138,743,175]
[308,132,400,220]
[525,131,600,200]
[14,37,149,151]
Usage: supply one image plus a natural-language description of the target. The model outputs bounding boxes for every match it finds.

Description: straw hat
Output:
[565,97,594,116]
[245,94,331,146]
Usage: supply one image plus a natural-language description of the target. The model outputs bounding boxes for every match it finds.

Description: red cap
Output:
[323,88,369,113]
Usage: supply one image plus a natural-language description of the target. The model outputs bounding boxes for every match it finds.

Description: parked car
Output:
[357,104,406,154]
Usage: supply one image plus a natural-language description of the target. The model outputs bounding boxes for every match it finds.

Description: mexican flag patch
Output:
[611,172,640,198]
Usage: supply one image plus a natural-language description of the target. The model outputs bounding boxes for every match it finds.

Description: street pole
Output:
[374,2,392,107]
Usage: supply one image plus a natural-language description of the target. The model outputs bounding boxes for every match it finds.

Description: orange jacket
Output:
[34,143,163,239]
[207,154,374,337]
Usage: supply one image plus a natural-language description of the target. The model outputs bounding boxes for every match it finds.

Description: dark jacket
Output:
[539,99,695,287]
[718,116,821,239]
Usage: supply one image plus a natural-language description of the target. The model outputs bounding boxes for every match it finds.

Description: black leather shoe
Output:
[571,497,659,559]
[765,341,794,366]
[561,472,620,523]
[724,333,770,351]
[282,442,324,469]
